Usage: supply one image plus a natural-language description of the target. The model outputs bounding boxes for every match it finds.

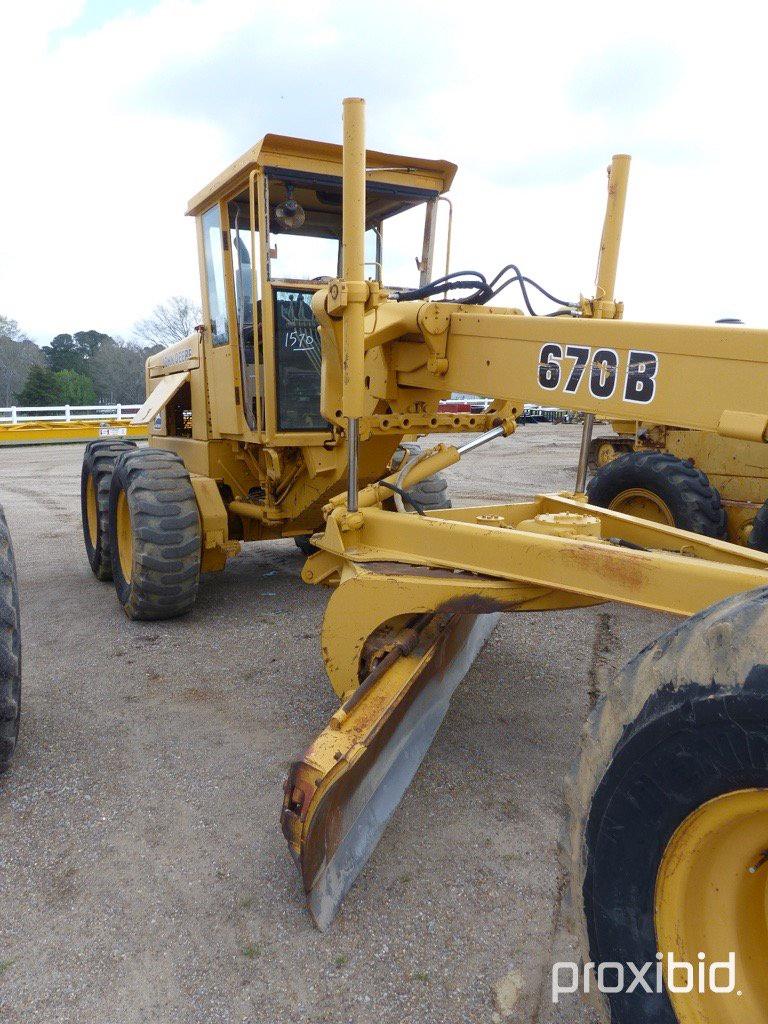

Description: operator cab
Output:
[188,135,456,440]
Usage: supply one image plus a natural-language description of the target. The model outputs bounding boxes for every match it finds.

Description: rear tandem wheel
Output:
[388,441,452,512]
[292,441,453,555]
[108,448,201,620]
[80,438,137,580]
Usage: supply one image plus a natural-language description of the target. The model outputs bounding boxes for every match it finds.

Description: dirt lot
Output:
[0,426,675,1024]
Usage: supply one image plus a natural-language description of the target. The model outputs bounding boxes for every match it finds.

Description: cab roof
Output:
[186,133,457,217]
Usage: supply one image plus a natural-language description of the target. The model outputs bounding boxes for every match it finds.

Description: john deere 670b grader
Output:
[81,99,768,1022]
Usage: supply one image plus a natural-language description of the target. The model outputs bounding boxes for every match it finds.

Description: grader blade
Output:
[281,611,500,929]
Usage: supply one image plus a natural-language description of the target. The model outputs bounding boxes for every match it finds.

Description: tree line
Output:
[0,298,200,408]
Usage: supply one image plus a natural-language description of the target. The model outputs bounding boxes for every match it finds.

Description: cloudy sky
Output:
[1,0,765,344]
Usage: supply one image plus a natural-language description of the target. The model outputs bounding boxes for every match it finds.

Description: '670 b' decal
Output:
[537,344,658,404]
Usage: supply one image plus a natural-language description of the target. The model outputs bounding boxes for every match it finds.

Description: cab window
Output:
[270,235,339,281]
[264,171,438,432]
[229,195,259,429]
[201,205,229,347]
[273,289,325,431]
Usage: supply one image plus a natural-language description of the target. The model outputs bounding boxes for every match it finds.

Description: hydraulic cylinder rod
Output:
[456,424,507,454]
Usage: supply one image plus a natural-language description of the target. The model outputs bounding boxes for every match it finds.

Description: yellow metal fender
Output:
[189,475,239,572]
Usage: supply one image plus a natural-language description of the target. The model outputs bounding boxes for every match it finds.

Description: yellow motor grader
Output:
[81,99,768,1023]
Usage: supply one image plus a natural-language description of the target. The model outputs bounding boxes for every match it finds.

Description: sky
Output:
[1,0,766,344]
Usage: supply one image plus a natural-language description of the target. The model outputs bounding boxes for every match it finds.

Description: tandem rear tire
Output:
[0,505,21,772]
[81,439,137,580]
[391,442,452,511]
[294,535,317,556]
[587,450,727,538]
[566,586,768,1023]
[108,448,201,620]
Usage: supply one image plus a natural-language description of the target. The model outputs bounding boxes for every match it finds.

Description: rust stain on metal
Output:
[565,541,649,592]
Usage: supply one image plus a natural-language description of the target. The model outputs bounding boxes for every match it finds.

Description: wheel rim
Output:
[655,789,768,1022]
[596,442,617,467]
[116,489,133,584]
[85,473,98,548]
[608,487,675,526]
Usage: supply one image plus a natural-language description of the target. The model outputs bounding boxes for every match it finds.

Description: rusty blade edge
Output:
[302,612,501,930]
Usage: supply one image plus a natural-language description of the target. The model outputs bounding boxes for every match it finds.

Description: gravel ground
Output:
[0,426,676,1024]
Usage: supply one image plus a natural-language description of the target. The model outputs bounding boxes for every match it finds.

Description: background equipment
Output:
[587,416,768,549]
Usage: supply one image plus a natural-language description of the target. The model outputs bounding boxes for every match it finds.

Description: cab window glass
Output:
[380,203,426,288]
[273,289,325,431]
[202,205,229,347]
[270,235,338,281]
[229,215,255,357]
[229,198,259,429]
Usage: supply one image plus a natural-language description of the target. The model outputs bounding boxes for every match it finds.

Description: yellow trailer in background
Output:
[0,418,147,445]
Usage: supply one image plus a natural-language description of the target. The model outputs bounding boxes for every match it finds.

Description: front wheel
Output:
[566,587,768,1022]
[108,448,201,620]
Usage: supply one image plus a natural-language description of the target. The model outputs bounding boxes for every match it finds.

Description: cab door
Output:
[199,202,241,436]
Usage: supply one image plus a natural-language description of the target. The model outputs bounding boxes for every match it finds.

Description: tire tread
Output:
[109,448,200,620]
[587,450,726,538]
[0,505,20,772]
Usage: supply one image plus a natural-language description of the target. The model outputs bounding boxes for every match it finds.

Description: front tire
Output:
[0,505,21,771]
[587,451,727,538]
[566,587,768,1022]
[108,448,201,620]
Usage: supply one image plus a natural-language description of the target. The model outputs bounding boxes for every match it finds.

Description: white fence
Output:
[0,404,141,424]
